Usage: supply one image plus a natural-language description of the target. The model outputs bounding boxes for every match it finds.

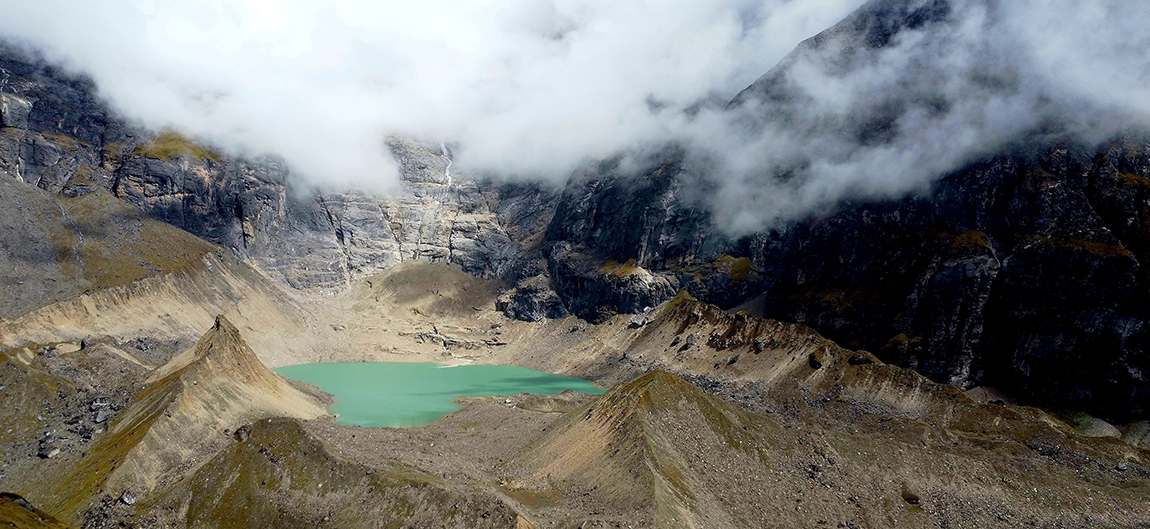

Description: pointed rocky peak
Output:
[146,315,280,390]
[509,370,771,525]
[39,317,327,520]
[584,370,703,423]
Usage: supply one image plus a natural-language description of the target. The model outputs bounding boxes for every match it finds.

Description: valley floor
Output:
[2,260,1149,528]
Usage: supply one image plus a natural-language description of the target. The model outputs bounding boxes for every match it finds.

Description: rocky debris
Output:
[628,307,654,328]
[80,494,141,529]
[404,330,507,351]
[752,339,767,354]
[36,430,60,459]
[89,396,110,411]
[708,330,745,350]
[114,336,191,367]
[73,423,97,441]
[118,490,136,506]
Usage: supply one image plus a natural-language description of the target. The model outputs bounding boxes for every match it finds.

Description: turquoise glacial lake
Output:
[274,362,604,427]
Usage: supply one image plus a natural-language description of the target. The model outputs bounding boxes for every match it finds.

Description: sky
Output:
[0,0,1148,232]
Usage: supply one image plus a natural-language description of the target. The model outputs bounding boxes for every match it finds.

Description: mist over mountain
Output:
[1,1,1146,232]
[0,0,860,192]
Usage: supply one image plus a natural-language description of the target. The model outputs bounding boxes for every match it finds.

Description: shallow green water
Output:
[274,362,604,427]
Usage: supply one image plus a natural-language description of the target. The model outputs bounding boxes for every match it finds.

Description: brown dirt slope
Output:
[25,317,327,523]
[146,417,519,529]
[508,370,781,528]
[0,247,318,368]
[506,366,1150,528]
[497,297,1150,528]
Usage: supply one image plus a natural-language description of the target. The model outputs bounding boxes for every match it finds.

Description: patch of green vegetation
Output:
[1116,480,1150,493]
[0,493,72,529]
[1115,172,1150,187]
[1123,142,1142,158]
[599,258,640,277]
[499,486,560,509]
[817,289,848,306]
[131,131,220,162]
[41,132,89,151]
[884,334,922,348]
[672,255,759,284]
[1028,235,1134,259]
[946,230,990,249]
[661,290,697,314]
[646,433,696,522]
[101,142,123,160]
[53,190,216,291]
[49,204,81,281]
[715,255,753,281]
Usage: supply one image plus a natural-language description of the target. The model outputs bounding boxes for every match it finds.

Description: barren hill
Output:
[24,316,327,522]
[509,370,779,527]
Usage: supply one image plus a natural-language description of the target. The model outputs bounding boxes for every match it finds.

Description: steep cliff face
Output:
[0,43,522,291]
[532,0,1150,418]
[536,134,1150,419]
[753,142,1150,417]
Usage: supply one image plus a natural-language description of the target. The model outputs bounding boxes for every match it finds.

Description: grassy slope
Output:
[0,177,215,319]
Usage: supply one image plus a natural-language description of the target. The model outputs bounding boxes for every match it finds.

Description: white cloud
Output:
[0,0,861,190]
